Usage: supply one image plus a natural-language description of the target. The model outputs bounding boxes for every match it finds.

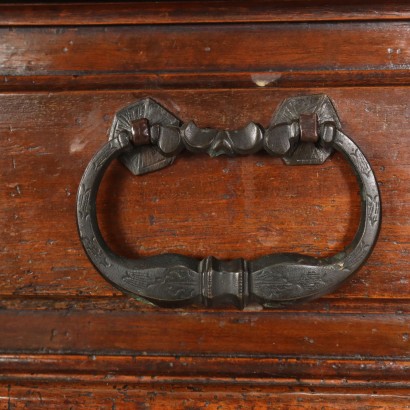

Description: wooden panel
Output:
[2,351,410,407]
[0,88,408,299]
[2,382,410,410]
[2,354,410,382]
[2,1,410,26]
[0,22,407,72]
[1,22,410,91]
[1,307,409,357]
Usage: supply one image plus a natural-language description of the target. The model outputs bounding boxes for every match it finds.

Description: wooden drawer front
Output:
[1,3,409,408]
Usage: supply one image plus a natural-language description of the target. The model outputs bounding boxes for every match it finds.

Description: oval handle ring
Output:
[76,95,381,309]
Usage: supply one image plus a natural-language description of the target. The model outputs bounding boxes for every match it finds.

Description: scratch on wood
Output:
[70,136,88,153]
[50,328,57,341]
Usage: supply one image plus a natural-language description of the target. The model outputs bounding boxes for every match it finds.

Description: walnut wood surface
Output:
[1,4,410,407]
[2,1,410,26]
[1,306,409,357]
[2,353,410,381]
[1,22,410,88]
[2,382,410,410]
[1,89,408,299]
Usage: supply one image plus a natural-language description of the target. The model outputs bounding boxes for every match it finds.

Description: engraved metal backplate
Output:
[109,98,179,175]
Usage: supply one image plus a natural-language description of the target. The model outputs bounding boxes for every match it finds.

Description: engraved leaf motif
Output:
[146,268,198,300]
[253,270,294,299]
[122,270,149,291]
[351,148,371,178]
[297,271,326,291]
[367,194,380,226]
[344,240,370,271]
[253,268,328,300]
[77,183,91,221]
[82,236,111,268]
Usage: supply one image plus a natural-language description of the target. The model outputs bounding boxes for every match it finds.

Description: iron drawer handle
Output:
[77,95,381,309]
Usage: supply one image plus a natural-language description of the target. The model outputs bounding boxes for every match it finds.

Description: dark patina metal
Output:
[76,95,381,309]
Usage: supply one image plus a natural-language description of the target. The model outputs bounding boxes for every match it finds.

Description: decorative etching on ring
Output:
[76,95,381,309]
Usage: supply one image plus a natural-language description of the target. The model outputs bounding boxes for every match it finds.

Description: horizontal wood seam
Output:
[3,2,410,26]
[3,70,410,91]
[1,298,410,314]
[1,355,410,388]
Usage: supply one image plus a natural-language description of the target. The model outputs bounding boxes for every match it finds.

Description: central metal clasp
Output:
[199,256,248,309]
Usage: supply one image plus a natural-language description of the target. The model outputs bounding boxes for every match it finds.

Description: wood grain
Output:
[2,1,410,26]
[1,22,410,82]
[6,69,410,92]
[2,354,410,382]
[2,5,410,406]
[1,307,409,357]
[2,382,410,410]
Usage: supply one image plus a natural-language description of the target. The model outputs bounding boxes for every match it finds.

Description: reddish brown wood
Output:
[1,23,410,77]
[2,354,410,382]
[2,295,410,314]
[0,89,409,299]
[2,22,410,91]
[1,307,410,358]
[2,382,410,409]
[2,1,410,26]
[5,70,410,92]
[1,3,410,406]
